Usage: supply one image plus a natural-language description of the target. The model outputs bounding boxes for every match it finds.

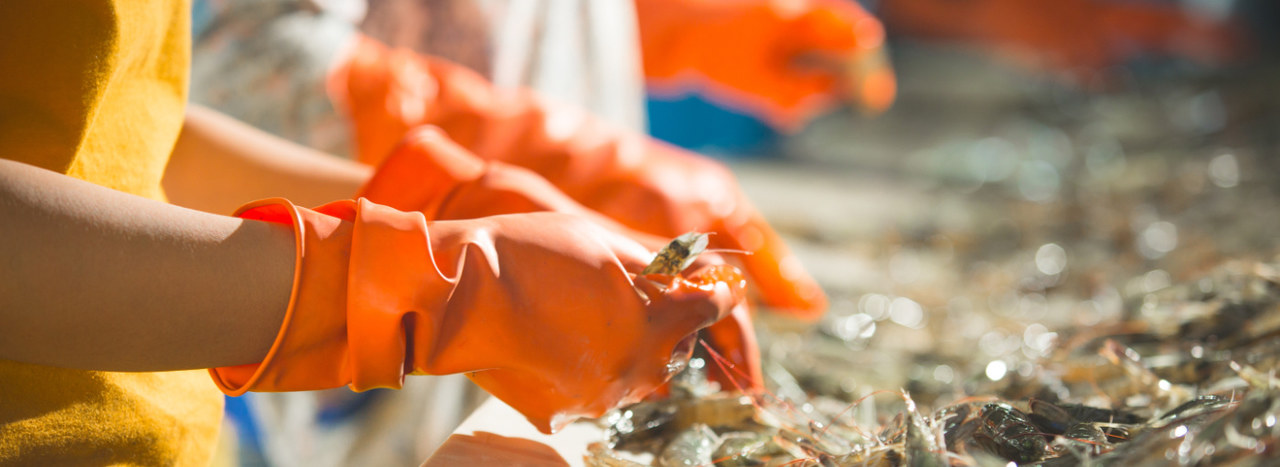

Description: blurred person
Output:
[192,0,896,154]
[189,0,883,464]
[878,0,1246,84]
[0,1,757,464]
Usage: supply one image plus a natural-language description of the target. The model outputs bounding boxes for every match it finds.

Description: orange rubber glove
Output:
[358,126,764,390]
[880,0,1242,81]
[635,0,896,130]
[332,36,828,322]
[359,126,652,240]
[209,198,745,433]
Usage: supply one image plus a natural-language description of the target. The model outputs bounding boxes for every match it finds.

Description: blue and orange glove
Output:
[636,0,896,130]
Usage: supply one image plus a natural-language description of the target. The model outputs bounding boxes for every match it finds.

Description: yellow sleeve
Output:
[0,2,225,466]
[0,0,190,200]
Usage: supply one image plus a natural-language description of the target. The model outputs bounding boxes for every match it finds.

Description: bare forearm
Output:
[0,158,295,371]
[164,105,373,215]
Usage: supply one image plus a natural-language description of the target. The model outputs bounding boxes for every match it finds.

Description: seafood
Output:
[902,393,947,467]
[1029,399,1143,444]
[586,442,647,467]
[1060,422,1107,453]
[973,403,1047,464]
[643,233,710,276]
[712,430,776,467]
[657,424,720,467]
[584,45,1280,466]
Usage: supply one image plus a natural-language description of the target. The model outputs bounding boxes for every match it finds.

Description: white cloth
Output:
[482,0,647,132]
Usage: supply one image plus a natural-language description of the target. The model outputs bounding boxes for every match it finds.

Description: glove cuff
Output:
[209,198,453,394]
[209,198,331,395]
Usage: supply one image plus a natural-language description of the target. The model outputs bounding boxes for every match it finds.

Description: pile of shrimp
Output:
[585,62,1280,466]
[587,260,1280,466]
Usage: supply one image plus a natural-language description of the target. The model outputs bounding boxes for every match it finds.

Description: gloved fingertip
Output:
[741,254,825,320]
[684,264,748,302]
[757,266,829,319]
[642,272,738,330]
[761,282,828,322]
[719,216,829,320]
[855,64,897,115]
[851,15,887,51]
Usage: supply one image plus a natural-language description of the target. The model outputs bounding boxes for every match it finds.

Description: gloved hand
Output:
[209,198,745,433]
[332,37,828,322]
[635,0,896,130]
[880,0,1242,81]
[358,126,657,243]
[358,126,765,389]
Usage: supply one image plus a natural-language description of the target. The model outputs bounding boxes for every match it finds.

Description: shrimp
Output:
[643,232,710,276]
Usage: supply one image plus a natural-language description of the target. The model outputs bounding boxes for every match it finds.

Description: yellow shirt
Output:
[0,1,223,465]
